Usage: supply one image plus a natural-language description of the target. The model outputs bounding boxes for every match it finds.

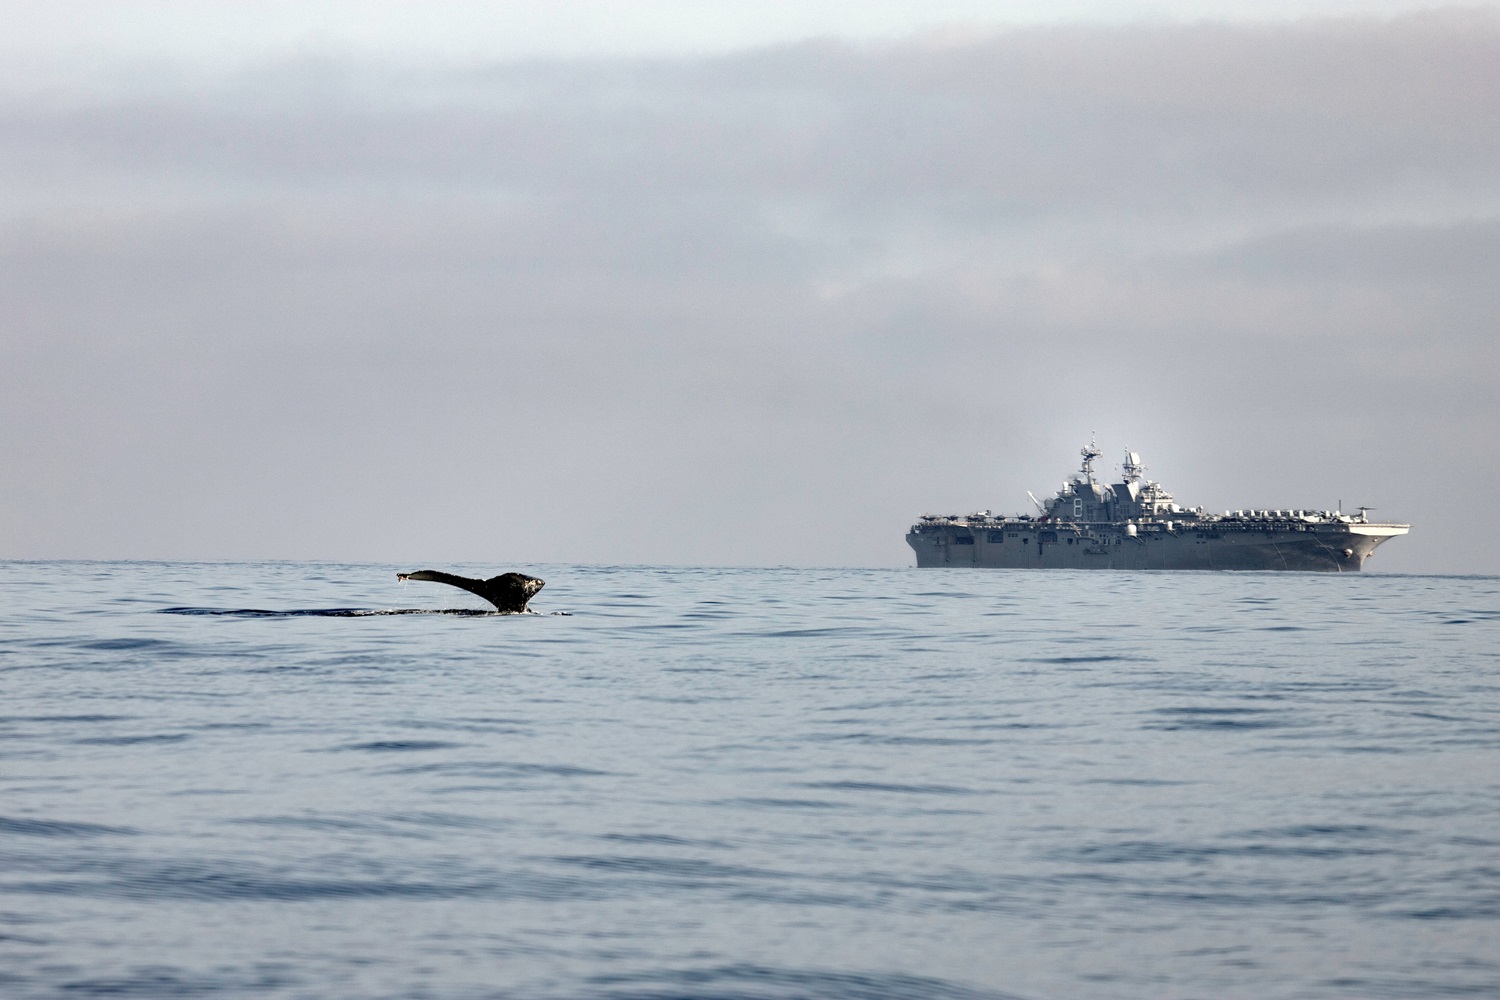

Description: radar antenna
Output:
[1121,449,1146,484]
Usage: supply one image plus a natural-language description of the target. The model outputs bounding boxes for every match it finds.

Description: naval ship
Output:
[907,440,1409,571]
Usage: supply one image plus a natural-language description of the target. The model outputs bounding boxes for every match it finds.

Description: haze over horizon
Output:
[3,1,1497,573]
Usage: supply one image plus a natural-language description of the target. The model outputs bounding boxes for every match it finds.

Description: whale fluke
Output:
[397,570,545,613]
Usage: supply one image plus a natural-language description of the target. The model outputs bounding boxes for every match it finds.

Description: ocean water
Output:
[1,561,1497,1000]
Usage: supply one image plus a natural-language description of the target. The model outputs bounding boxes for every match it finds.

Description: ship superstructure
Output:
[907,439,1409,571]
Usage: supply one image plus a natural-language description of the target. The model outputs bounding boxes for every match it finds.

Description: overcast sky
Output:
[3,2,1497,573]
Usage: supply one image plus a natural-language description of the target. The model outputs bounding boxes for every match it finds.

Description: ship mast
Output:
[1079,432,1102,484]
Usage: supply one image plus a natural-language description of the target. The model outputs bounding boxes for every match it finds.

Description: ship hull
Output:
[907,523,1401,571]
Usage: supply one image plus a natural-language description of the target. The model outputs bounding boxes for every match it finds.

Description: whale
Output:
[396,570,545,613]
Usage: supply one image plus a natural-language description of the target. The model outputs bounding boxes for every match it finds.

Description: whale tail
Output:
[397,570,545,613]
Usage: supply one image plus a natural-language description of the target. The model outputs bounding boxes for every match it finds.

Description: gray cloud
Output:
[3,10,1497,571]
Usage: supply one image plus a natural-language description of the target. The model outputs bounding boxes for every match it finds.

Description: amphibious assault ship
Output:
[907,440,1409,571]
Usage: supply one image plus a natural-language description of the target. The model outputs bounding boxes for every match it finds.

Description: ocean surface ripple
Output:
[1,561,1497,999]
